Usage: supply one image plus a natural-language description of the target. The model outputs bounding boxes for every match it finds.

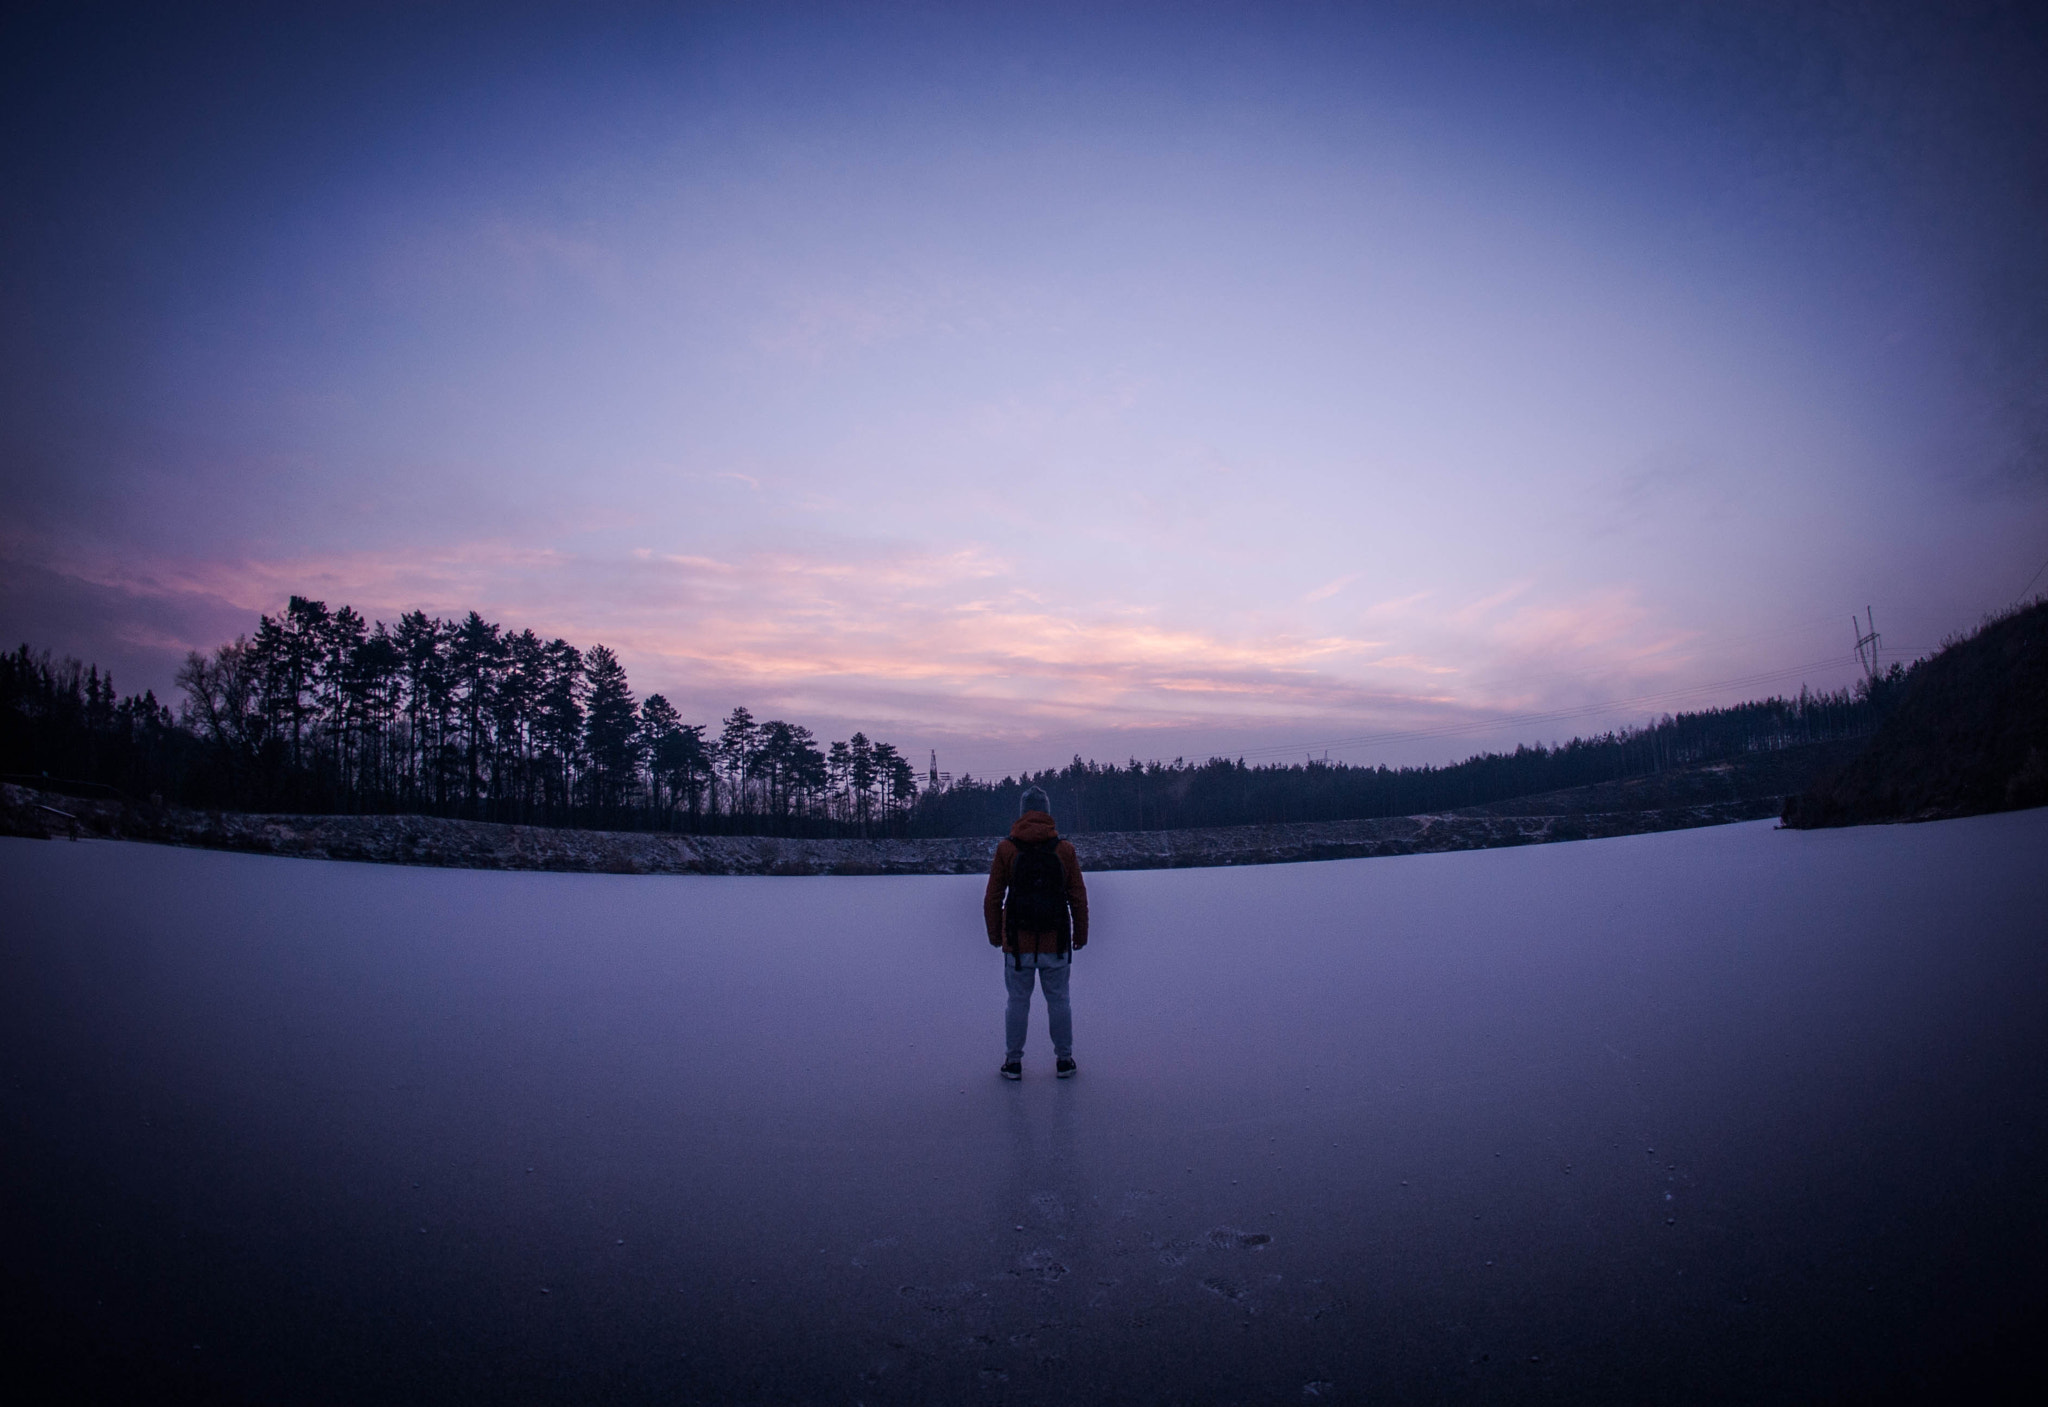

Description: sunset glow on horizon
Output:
[4,2,2044,775]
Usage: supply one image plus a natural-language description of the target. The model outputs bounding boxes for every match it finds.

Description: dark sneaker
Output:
[1000,1059,1022,1081]
[1056,1057,1077,1079]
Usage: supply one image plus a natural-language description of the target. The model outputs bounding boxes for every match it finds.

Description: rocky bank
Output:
[3,776,1793,876]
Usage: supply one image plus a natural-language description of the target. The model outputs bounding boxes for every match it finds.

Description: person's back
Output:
[983,786,1088,1079]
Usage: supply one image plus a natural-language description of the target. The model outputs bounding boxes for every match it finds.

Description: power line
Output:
[1089,609,1915,761]
[972,626,1944,776]
[2018,551,2048,604]
[1852,607,1881,685]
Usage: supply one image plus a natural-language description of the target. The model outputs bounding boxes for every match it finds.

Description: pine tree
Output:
[717,707,759,814]
[448,612,505,812]
[582,645,641,813]
[639,693,688,816]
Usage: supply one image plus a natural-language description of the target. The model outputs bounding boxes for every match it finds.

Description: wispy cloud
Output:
[11,535,1710,764]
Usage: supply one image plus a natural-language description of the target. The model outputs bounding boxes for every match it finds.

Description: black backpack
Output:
[1006,839,1070,947]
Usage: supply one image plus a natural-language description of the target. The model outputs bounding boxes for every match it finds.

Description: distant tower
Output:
[1852,607,1881,684]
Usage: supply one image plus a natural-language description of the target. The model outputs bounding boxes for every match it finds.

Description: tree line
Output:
[915,682,1902,836]
[160,596,924,833]
[2,592,1911,837]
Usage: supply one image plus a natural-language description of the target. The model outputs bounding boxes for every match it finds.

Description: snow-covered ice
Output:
[4,812,2046,1402]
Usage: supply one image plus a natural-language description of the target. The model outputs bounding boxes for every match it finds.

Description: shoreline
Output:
[2,781,1785,875]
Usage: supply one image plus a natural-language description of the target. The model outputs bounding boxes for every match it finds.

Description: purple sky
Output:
[4,2,2044,775]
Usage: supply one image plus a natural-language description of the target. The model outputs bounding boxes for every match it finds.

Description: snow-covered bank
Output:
[5,812,2046,1402]
[0,779,1780,874]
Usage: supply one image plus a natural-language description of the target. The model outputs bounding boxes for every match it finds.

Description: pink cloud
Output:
[10,535,1727,769]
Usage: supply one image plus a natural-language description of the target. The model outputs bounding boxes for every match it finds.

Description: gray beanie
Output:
[1019,785,1051,816]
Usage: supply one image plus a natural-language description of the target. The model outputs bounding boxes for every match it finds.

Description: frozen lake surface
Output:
[5,814,2047,1403]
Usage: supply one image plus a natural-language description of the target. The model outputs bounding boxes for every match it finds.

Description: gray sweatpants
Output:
[1004,950,1072,1061]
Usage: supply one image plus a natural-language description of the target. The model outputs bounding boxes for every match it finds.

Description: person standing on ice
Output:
[985,785,1089,1080]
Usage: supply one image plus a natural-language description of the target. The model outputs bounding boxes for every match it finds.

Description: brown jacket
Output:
[984,811,1089,955]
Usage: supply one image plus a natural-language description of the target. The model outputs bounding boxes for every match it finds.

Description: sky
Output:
[3,0,2045,776]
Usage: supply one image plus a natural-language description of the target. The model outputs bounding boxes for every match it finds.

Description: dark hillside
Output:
[1783,600,2048,827]
[1455,738,1865,818]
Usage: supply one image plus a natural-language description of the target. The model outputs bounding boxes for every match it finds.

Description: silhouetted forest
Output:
[30,596,924,835]
[4,594,1914,838]
[1784,599,2048,826]
[925,684,1902,835]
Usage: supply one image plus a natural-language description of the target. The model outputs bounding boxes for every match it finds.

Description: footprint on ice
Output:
[1018,1248,1069,1283]
[1200,1276,1251,1302]
[1210,1226,1274,1250]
